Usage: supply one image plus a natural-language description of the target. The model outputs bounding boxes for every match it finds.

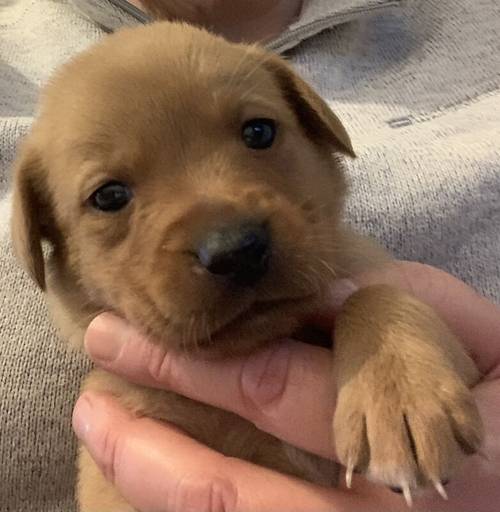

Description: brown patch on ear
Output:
[11,143,49,290]
[265,57,356,157]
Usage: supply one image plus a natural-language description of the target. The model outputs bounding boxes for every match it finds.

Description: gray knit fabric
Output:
[1,1,499,511]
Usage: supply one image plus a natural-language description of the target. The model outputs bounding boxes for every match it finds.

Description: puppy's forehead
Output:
[41,23,285,164]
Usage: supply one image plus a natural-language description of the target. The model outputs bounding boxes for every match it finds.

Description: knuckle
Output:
[146,342,175,385]
[96,426,123,484]
[396,261,431,290]
[397,261,446,300]
[170,474,238,512]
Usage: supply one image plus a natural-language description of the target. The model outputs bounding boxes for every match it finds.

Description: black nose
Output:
[197,222,271,286]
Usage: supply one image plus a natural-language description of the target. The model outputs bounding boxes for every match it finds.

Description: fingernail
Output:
[329,278,359,310]
[84,313,129,362]
[242,342,291,407]
[73,394,94,441]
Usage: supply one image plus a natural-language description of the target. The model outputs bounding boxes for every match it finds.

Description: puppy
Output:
[11,21,482,511]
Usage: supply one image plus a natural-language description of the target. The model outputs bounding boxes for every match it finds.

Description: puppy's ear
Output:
[11,142,49,290]
[265,57,356,157]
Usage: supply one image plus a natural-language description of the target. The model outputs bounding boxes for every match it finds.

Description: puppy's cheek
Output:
[267,201,344,296]
[81,213,132,249]
[70,233,149,310]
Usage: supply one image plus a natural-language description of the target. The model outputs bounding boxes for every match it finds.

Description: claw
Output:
[434,481,448,500]
[390,486,403,494]
[346,461,354,489]
[402,483,413,507]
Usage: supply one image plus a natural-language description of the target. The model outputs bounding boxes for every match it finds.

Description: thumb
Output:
[72,391,373,512]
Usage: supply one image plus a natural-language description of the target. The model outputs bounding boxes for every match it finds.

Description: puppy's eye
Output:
[241,118,276,150]
[89,181,133,212]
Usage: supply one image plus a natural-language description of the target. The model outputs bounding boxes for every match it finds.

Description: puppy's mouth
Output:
[197,294,316,351]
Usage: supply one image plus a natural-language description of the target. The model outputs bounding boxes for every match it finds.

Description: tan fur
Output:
[11,22,482,511]
[334,285,481,489]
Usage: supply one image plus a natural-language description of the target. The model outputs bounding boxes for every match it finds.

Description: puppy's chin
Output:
[131,294,322,359]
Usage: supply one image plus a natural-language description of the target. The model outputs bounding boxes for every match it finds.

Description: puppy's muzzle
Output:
[197,221,271,287]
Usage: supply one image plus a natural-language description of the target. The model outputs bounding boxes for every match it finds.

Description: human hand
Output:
[131,0,303,43]
[73,261,500,511]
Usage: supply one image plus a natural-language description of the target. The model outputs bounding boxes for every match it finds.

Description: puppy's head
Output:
[12,22,354,355]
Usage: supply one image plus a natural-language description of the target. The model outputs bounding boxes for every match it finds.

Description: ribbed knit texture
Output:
[0,1,499,510]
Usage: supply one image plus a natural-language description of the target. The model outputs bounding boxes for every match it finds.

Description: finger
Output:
[322,261,500,375]
[72,392,381,512]
[85,320,336,459]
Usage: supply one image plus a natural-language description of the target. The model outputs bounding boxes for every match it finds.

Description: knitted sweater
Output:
[0,1,498,510]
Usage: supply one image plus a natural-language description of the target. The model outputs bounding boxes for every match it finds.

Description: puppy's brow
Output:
[78,171,112,203]
[239,97,279,114]
[70,139,112,161]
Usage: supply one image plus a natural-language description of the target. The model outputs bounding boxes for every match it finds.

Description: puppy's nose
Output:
[197,222,271,286]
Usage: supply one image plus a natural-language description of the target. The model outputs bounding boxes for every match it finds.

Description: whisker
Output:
[230,51,275,92]
[225,44,254,90]
[238,76,271,102]
[318,258,338,281]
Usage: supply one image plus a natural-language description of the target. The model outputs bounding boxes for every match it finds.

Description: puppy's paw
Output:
[333,368,483,505]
